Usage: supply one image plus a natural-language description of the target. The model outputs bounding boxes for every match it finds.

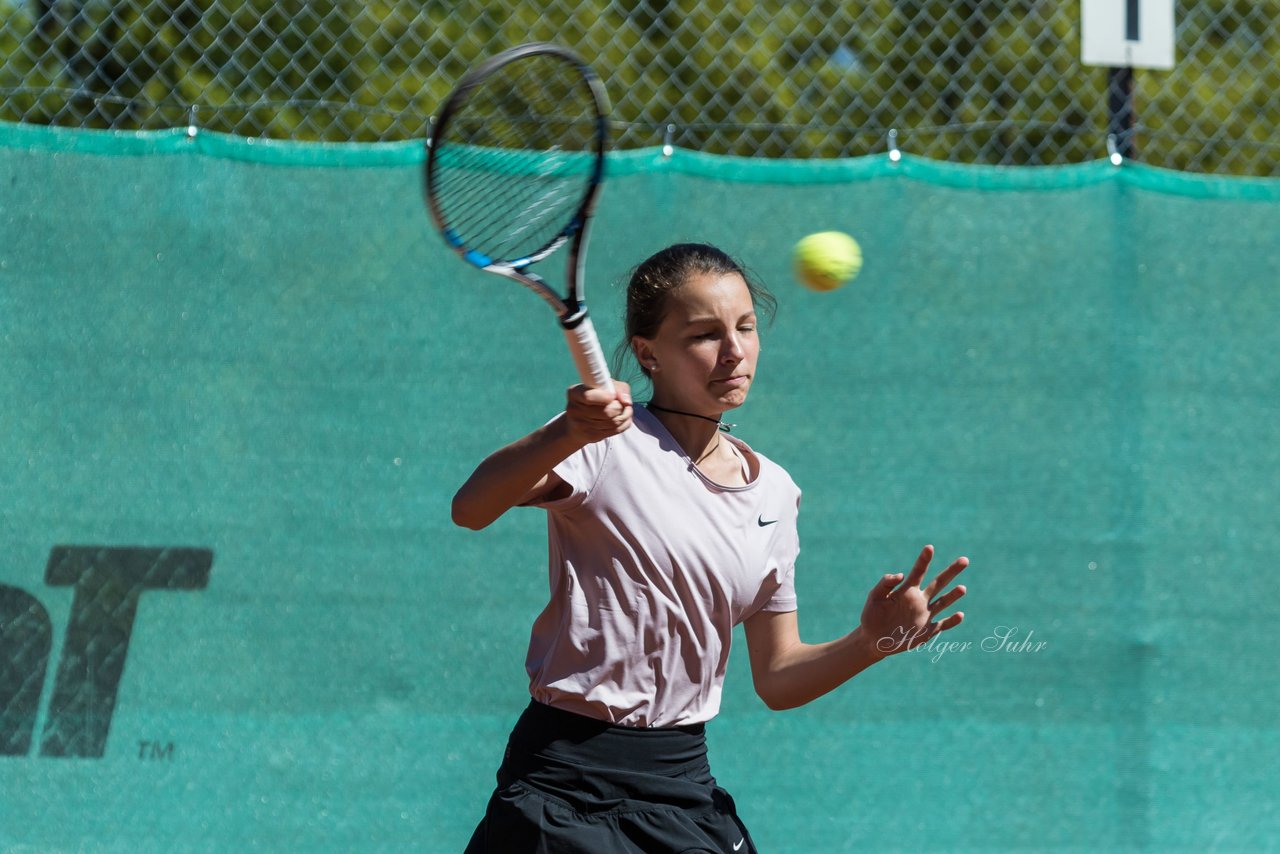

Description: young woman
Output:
[454,243,969,853]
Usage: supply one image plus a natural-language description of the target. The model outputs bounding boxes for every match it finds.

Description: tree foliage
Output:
[0,0,1276,173]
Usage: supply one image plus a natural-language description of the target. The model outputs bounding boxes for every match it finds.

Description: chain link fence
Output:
[1,1,1278,174]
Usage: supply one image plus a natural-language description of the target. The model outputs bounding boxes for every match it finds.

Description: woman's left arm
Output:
[743,545,968,711]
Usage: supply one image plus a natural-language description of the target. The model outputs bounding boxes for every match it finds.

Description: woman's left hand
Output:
[859,545,968,659]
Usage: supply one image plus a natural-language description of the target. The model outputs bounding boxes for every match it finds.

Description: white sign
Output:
[1081,0,1176,69]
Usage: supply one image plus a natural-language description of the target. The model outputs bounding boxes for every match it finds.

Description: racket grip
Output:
[562,315,615,394]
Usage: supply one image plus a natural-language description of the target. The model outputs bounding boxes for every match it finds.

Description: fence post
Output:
[1106,66,1137,160]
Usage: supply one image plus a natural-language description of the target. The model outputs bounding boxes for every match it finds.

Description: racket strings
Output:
[430,54,602,264]
[436,115,593,259]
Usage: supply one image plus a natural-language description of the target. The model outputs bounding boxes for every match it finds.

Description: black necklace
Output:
[645,402,736,433]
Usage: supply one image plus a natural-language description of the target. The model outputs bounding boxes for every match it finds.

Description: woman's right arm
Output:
[451,382,632,530]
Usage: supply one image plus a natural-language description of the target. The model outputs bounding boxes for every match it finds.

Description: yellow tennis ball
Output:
[793,231,862,292]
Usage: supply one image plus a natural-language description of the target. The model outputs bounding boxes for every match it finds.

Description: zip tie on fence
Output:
[1106,133,1122,166]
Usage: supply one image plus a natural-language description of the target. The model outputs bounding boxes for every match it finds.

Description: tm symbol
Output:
[138,740,176,761]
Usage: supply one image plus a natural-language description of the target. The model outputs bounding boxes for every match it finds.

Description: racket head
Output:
[424,43,608,276]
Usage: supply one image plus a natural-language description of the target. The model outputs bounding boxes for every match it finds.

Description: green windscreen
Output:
[2,122,1278,851]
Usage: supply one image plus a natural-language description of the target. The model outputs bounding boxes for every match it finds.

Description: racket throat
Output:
[559,304,589,329]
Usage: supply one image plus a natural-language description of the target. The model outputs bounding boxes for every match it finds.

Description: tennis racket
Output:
[424,42,613,394]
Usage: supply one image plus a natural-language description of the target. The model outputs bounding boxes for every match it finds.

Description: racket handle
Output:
[562,314,615,394]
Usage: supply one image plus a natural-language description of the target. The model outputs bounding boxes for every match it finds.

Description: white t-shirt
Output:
[526,405,801,727]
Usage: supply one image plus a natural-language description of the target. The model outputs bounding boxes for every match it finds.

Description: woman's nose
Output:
[722,334,745,361]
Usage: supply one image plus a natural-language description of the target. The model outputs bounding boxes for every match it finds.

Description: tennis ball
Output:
[792,231,862,292]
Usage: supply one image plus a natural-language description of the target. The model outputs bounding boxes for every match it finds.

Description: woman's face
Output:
[632,271,760,413]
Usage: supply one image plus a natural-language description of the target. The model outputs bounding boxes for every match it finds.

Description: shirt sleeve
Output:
[755,487,802,614]
[759,535,798,612]
[525,432,611,512]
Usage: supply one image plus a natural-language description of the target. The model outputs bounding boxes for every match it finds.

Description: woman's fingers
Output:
[928,585,966,617]
[919,555,969,600]
[870,572,904,601]
[565,383,633,442]
[900,544,934,590]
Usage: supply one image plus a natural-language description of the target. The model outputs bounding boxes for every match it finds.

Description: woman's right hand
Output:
[564,381,633,446]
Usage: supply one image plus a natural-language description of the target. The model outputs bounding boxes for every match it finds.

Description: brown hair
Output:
[612,243,777,379]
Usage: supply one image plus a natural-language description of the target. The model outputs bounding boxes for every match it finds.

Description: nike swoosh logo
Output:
[757,516,777,527]
[734,840,746,851]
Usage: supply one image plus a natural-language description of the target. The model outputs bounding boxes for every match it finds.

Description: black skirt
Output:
[465,700,757,853]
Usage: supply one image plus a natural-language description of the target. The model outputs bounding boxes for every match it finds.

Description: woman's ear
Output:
[631,337,656,373]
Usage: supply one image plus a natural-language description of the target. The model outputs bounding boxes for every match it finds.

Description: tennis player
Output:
[454,243,969,853]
